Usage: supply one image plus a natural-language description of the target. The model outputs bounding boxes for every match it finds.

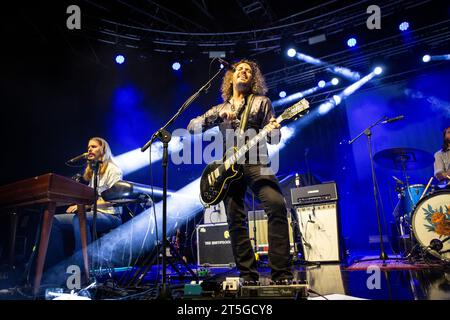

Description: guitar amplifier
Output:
[290,182,338,206]
[196,223,235,267]
[248,210,295,255]
[296,202,341,262]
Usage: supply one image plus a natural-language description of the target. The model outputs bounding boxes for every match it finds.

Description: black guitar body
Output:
[199,160,243,206]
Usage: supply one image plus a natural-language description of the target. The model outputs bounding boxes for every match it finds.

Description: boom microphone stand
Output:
[140,62,226,300]
[89,159,101,276]
[349,116,389,264]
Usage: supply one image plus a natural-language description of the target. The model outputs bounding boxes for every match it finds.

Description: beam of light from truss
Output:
[314,70,379,118]
[404,89,450,118]
[422,54,450,63]
[272,86,320,108]
[317,69,379,115]
[114,137,183,176]
[294,52,361,81]
[275,69,381,136]
[273,78,341,108]
[115,127,220,176]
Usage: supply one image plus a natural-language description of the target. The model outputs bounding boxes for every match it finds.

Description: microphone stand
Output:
[89,159,102,275]
[140,65,226,300]
[304,149,312,185]
[349,116,389,264]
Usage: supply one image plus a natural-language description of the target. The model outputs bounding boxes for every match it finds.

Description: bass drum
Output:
[411,189,450,262]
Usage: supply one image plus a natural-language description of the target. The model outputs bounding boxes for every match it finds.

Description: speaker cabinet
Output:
[196,223,235,267]
[248,210,295,255]
[296,202,341,262]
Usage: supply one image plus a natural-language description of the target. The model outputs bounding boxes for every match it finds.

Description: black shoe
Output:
[270,278,294,285]
[242,280,260,286]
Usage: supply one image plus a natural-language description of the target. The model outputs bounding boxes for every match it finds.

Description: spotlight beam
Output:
[273,78,339,108]
[424,54,450,62]
[293,52,361,81]
[317,69,379,115]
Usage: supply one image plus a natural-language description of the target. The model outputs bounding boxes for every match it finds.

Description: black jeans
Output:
[223,164,293,281]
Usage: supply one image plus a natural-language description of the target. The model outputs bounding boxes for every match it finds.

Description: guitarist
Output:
[434,126,450,189]
[188,59,293,284]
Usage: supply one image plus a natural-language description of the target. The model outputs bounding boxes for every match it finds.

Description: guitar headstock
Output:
[280,98,310,121]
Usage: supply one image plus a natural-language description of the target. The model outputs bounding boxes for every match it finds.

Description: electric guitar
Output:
[199,98,310,206]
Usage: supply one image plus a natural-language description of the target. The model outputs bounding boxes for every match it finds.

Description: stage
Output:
[0,0,449,305]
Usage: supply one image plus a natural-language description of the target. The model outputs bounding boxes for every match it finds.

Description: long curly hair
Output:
[220,59,268,102]
[442,126,450,152]
[83,137,115,182]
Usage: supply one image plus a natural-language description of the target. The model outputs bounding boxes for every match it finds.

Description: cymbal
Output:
[374,147,433,170]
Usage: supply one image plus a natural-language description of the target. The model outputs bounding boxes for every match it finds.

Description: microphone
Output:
[381,115,404,124]
[66,152,88,164]
[217,58,235,72]
[71,173,83,182]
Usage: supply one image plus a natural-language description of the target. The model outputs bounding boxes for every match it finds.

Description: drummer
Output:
[434,126,450,188]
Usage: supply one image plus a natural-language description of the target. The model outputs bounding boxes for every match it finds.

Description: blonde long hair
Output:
[83,137,115,182]
[220,59,268,102]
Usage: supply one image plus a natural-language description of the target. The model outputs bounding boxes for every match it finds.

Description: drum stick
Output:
[419,177,434,201]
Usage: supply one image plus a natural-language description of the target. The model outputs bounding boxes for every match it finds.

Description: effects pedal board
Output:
[240,281,309,299]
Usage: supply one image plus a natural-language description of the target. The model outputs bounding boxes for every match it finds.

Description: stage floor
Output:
[1,251,449,300]
[89,251,450,301]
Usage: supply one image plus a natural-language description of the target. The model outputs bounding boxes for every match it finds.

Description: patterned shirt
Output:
[187,95,280,164]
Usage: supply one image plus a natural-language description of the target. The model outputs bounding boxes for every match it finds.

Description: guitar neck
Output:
[225,115,283,167]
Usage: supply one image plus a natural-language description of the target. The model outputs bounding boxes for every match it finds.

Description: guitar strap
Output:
[238,94,254,136]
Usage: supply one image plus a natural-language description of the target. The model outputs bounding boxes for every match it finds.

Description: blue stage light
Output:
[318,80,326,88]
[374,66,383,75]
[399,21,409,31]
[347,38,357,48]
[172,62,181,71]
[115,54,125,65]
[279,91,287,98]
[287,48,297,57]
[422,55,431,63]
[331,78,339,86]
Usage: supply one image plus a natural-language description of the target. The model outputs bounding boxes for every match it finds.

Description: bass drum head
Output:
[411,190,450,262]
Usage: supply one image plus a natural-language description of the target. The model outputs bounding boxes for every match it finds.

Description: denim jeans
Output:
[45,212,122,270]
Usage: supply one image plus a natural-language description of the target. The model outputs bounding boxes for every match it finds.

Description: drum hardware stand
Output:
[349,117,390,264]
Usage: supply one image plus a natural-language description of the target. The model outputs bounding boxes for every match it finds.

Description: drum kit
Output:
[374,147,450,264]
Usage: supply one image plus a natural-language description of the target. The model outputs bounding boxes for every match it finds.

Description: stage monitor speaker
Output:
[248,210,295,255]
[196,223,235,267]
[295,202,341,262]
